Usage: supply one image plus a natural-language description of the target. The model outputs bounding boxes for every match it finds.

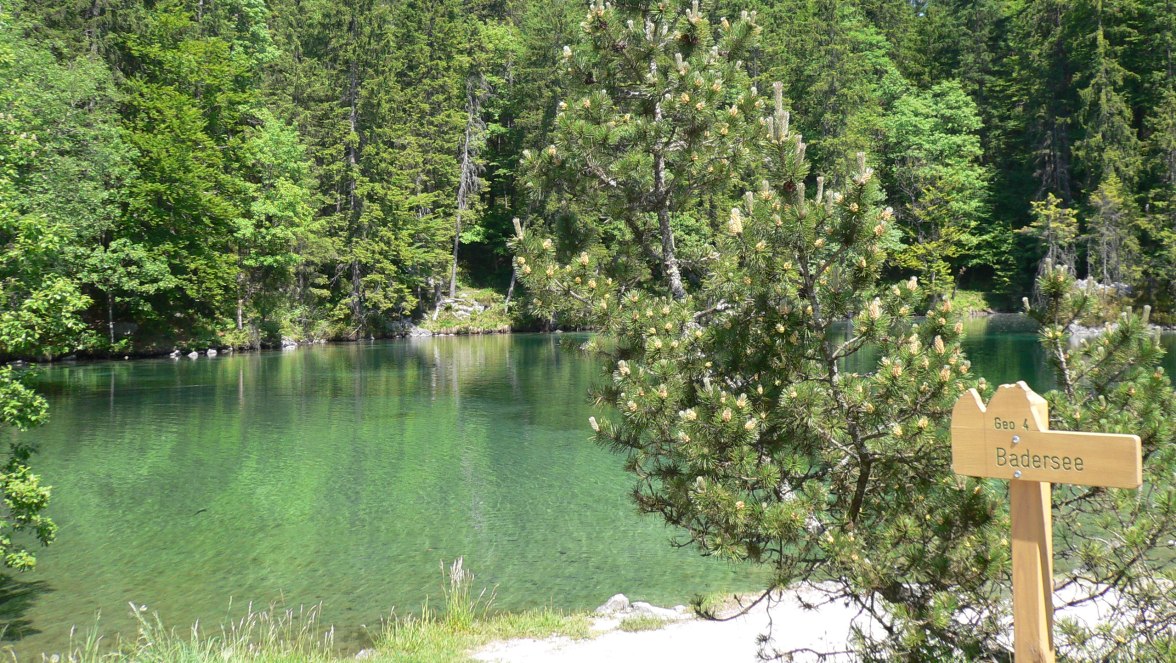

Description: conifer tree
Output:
[514,7,1007,656]
[1012,0,1078,201]
[523,0,763,302]
[1072,0,1142,190]
[790,0,894,178]
[1138,89,1176,311]
[1025,265,1176,660]
[1019,193,1080,275]
[517,5,1174,659]
[1085,174,1140,287]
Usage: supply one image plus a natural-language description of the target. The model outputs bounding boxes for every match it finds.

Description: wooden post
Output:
[950,382,1142,662]
[1010,480,1054,663]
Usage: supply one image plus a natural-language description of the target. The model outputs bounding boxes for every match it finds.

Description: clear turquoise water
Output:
[6,333,758,658]
[3,316,1170,658]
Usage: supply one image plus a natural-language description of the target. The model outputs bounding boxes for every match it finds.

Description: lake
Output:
[3,315,1167,657]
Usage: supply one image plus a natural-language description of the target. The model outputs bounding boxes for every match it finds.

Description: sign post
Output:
[950,382,1142,663]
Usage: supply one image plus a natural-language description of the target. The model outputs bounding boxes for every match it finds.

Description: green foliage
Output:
[515,35,1008,654]
[883,80,996,293]
[515,4,1174,659]
[1019,194,1081,275]
[618,615,669,632]
[374,558,590,663]
[522,0,763,302]
[1026,264,1176,661]
[0,10,106,570]
[947,289,995,316]
[1071,0,1143,190]
[8,0,1176,344]
[1085,173,1141,286]
[422,289,513,335]
[50,560,589,662]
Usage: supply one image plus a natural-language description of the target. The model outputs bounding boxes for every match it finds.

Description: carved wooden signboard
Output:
[951,382,1143,663]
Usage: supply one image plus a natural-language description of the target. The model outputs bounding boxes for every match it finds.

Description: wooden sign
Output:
[951,382,1142,488]
[950,382,1143,663]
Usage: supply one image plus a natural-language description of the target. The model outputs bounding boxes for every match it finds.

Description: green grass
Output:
[948,289,994,316]
[375,605,590,663]
[688,591,741,619]
[617,615,669,633]
[421,287,514,335]
[38,559,590,663]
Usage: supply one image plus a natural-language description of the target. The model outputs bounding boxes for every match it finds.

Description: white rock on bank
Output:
[629,602,684,620]
[595,594,630,615]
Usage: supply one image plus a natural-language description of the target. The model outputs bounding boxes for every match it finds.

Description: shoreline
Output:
[21,307,1176,368]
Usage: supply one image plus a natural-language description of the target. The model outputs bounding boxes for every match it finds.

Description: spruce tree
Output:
[1085,174,1140,288]
[1138,89,1176,312]
[1012,0,1078,201]
[1019,193,1081,276]
[1072,0,1142,191]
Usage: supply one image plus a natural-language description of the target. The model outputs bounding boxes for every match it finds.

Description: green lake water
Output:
[3,315,1170,658]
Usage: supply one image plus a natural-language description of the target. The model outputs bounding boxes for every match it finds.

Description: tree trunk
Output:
[236,264,246,330]
[505,266,517,308]
[451,79,484,299]
[653,151,686,300]
[107,291,115,345]
[650,85,686,300]
[345,12,364,334]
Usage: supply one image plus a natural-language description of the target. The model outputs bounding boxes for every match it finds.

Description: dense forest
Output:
[2,0,1176,355]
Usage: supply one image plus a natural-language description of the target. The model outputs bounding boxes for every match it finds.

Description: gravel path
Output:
[473,586,873,663]
[472,582,1134,662]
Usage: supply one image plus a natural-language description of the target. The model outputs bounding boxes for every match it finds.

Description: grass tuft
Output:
[618,615,669,633]
[39,559,589,663]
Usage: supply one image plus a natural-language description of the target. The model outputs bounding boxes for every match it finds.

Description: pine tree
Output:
[514,6,1009,657]
[516,5,1176,657]
[522,0,762,303]
[1025,265,1176,660]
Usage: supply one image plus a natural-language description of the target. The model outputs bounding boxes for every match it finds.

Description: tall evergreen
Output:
[1011,0,1077,201]
[522,0,762,303]
[1072,0,1142,191]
